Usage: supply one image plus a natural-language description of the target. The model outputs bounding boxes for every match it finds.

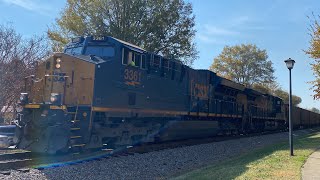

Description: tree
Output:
[310,107,320,114]
[305,14,320,99]
[210,44,275,87]
[0,24,49,119]
[252,82,279,94]
[252,83,302,106]
[273,88,302,106]
[48,0,198,65]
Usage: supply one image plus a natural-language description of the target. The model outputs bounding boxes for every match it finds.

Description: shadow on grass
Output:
[173,131,320,180]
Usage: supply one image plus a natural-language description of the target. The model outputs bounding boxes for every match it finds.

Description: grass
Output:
[172,132,320,180]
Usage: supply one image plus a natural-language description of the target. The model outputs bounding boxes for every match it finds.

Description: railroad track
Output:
[0,149,114,173]
[122,130,284,155]
[0,151,33,161]
[0,151,35,174]
[0,129,296,174]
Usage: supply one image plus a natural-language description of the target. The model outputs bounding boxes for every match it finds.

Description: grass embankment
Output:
[173,132,320,180]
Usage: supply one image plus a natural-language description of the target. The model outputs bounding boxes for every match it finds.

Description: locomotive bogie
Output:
[15,105,70,154]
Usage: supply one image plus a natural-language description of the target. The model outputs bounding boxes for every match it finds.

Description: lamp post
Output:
[284,58,295,156]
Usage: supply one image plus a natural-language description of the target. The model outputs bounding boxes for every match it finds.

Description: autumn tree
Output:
[0,24,49,119]
[310,107,320,114]
[273,88,302,106]
[306,14,320,99]
[252,83,302,106]
[210,44,275,87]
[48,0,198,65]
[252,82,279,94]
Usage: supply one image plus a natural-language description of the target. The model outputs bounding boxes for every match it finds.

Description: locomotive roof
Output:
[110,37,147,53]
[215,75,283,100]
[219,77,246,91]
[66,36,184,62]
[244,88,264,96]
[61,53,106,64]
[66,36,147,53]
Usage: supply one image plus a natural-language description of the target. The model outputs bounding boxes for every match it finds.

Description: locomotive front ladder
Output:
[68,101,86,154]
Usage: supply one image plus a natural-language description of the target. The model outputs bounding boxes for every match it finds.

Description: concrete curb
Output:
[302,148,320,180]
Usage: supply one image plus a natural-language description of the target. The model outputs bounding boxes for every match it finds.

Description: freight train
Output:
[13,36,320,154]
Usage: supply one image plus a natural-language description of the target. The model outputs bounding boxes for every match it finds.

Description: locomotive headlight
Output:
[50,96,57,103]
[50,93,61,105]
[55,58,61,69]
[19,93,28,105]
[50,93,58,103]
[55,63,61,69]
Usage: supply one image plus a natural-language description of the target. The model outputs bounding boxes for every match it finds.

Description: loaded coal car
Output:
[13,36,291,154]
[309,110,320,127]
[285,105,320,128]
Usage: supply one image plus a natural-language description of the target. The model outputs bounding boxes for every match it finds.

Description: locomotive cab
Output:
[14,36,151,154]
[14,37,113,154]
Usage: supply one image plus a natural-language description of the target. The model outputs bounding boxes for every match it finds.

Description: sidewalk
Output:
[302,148,320,180]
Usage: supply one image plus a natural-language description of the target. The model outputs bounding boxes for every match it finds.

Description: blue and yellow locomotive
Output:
[14,36,287,154]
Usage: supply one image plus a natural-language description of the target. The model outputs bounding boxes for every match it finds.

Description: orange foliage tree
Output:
[306,14,320,100]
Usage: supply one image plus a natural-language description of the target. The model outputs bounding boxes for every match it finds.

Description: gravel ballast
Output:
[0,129,317,180]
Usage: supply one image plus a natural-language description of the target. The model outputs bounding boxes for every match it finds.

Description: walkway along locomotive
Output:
[13,36,318,154]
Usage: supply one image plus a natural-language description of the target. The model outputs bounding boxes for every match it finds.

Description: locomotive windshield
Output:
[85,46,115,57]
[65,45,115,58]
[65,46,83,55]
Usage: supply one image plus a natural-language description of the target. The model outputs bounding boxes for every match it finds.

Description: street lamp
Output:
[284,58,295,156]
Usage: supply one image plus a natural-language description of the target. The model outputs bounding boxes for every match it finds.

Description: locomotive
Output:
[12,36,317,154]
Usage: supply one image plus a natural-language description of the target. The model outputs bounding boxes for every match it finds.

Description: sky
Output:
[0,0,319,109]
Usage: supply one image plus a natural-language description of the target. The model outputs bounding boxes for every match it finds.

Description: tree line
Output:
[0,24,49,118]
[210,44,302,106]
[48,0,198,66]
[2,0,320,120]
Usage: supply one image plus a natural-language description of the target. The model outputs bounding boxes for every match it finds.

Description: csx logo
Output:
[48,72,66,82]
[191,81,209,99]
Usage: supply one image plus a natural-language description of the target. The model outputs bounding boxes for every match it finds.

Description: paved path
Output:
[302,148,320,180]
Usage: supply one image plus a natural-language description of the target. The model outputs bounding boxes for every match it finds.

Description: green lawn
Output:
[173,132,320,180]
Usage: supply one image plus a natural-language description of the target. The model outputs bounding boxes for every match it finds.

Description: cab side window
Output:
[170,61,176,80]
[150,55,161,73]
[141,55,146,69]
[146,54,152,73]
[134,53,141,67]
[128,51,134,65]
[122,48,132,65]
[152,55,161,69]
[161,58,170,78]
[122,48,143,68]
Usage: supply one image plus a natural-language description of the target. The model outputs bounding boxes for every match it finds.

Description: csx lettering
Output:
[48,72,66,82]
[193,83,209,98]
